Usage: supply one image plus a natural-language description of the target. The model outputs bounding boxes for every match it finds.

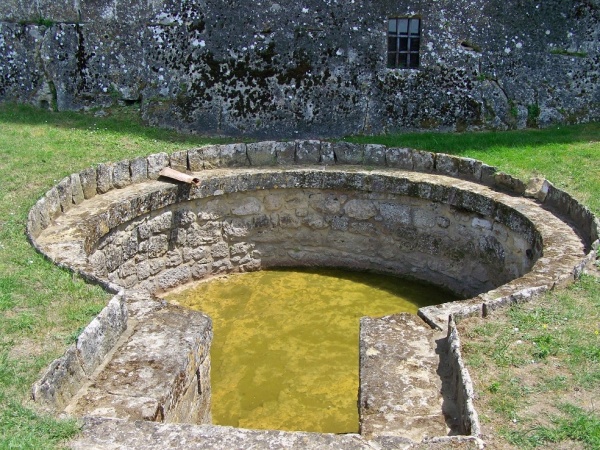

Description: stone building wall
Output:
[1,0,598,137]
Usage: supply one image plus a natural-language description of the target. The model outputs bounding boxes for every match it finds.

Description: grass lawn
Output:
[0,103,598,448]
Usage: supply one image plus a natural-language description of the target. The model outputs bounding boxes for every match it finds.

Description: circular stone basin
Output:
[27,142,597,448]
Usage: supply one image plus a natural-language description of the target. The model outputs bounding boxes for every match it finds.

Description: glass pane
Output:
[410,53,419,68]
[388,19,397,34]
[397,18,409,34]
[398,54,408,68]
[399,38,408,51]
[411,38,420,51]
[388,37,398,52]
[409,19,420,35]
[387,52,397,68]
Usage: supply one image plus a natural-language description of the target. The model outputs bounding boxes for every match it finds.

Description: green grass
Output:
[460,275,600,448]
[345,122,600,214]
[503,404,600,449]
[0,102,598,448]
[0,103,231,448]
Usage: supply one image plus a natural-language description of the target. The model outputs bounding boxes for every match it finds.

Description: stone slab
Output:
[69,303,212,422]
[359,314,450,441]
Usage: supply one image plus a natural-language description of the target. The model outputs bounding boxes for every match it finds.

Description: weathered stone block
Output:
[44,186,61,220]
[480,164,497,187]
[344,199,377,220]
[412,150,435,172]
[119,259,137,278]
[35,197,51,231]
[79,167,98,200]
[96,163,114,194]
[56,176,73,213]
[331,215,349,231]
[494,172,526,195]
[247,141,277,166]
[76,293,128,375]
[436,154,460,177]
[379,202,412,225]
[166,250,183,268]
[32,344,85,411]
[70,173,85,206]
[210,241,230,259]
[149,211,173,233]
[149,258,166,275]
[231,197,261,216]
[26,203,43,239]
[174,210,196,228]
[147,152,169,180]
[320,142,335,164]
[386,147,413,170]
[296,140,321,164]
[148,235,169,258]
[183,246,204,263]
[542,181,571,217]
[130,157,148,183]
[137,260,151,280]
[363,144,386,166]
[219,144,248,167]
[157,266,192,290]
[189,146,219,170]
[458,157,483,182]
[113,160,131,189]
[170,151,188,172]
[274,141,296,165]
[332,141,363,164]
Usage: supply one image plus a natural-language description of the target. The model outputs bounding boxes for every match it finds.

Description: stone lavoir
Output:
[27,141,598,449]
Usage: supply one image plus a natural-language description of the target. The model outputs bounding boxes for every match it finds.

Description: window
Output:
[387,18,421,69]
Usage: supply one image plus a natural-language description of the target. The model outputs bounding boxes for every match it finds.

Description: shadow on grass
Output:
[0,102,235,146]
[344,122,600,155]
[4,102,598,154]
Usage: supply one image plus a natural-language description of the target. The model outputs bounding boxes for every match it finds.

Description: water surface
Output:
[167,268,453,433]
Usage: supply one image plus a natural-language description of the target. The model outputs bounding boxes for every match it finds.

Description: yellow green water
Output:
[166,268,453,434]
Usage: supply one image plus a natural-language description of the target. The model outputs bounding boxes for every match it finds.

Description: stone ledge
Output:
[359,314,456,441]
[69,417,484,450]
[65,300,212,425]
[447,316,480,437]
[32,293,128,412]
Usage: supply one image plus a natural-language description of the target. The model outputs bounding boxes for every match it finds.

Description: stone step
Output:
[64,300,213,425]
[359,313,460,441]
[69,416,481,450]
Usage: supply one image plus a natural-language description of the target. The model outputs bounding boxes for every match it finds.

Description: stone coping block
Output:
[359,314,454,441]
[447,316,481,437]
[66,301,212,424]
[69,417,484,450]
[32,292,127,411]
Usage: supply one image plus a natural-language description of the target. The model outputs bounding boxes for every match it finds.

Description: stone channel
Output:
[27,141,598,449]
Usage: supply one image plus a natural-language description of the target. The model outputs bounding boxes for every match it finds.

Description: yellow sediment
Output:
[166,268,453,433]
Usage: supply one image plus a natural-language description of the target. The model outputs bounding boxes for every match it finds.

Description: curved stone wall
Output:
[27,141,598,448]
[87,174,542,299]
